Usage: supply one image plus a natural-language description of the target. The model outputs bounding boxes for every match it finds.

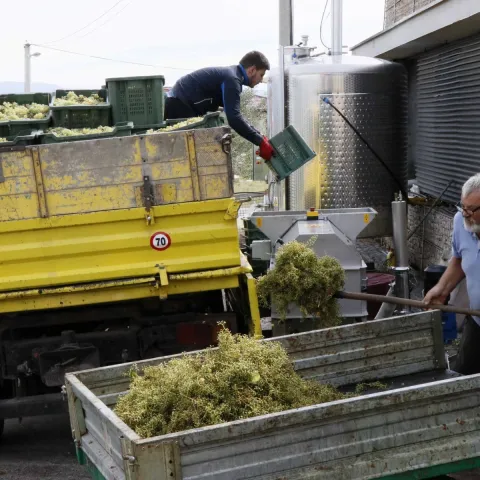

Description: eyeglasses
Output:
[456,203,480,216]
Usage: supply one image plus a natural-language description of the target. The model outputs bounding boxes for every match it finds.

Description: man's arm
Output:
[221,78,263,146]
[424,256,465,305]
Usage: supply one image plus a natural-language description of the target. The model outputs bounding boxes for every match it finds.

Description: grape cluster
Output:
[53,91,105,106]
[0,102,49,121]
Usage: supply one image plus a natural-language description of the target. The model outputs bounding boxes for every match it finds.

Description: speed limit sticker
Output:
[150,232,171,251]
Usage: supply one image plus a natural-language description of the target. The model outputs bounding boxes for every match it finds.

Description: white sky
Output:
[0,0,384,88]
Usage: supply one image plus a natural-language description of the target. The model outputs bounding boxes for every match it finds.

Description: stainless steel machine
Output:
[270,0,408,237]
[249,207,377,331]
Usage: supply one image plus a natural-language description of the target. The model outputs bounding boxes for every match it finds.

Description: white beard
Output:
[463,218,480,234]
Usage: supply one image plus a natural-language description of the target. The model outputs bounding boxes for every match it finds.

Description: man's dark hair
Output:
[240,51,270,70]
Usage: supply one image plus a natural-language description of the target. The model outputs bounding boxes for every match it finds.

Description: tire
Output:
[0,418,4,441]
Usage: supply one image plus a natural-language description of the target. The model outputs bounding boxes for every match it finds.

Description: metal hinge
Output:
[143,175,154,210]
[143,175,156,224]
[221,133,232,155]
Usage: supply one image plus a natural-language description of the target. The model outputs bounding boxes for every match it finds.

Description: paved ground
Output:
[0,414,90,480]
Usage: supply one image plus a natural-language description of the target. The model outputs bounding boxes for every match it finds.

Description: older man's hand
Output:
[424,284,448,306]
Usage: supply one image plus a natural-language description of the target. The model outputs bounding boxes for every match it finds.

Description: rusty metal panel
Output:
[31,127,233,217]
[0,127,233,221]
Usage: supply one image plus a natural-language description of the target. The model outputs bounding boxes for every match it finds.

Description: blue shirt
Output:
[452,212,480,325]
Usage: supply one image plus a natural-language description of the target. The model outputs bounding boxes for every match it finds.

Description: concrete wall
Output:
[383,203,470,328]
[382,204,455,270]
[384,0,443,28]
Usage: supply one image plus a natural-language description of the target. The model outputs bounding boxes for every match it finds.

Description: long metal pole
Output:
[331,0,343,56]
[278,0,294,211]
[279,0,294,47]
[278,0,293,133]
[24,43,31,93]
[392,200,409,267]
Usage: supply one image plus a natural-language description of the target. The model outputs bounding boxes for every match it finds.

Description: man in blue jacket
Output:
[165,51,275,161]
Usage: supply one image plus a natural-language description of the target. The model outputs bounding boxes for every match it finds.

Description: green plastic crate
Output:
[106,75,165,127]
[164,112,224,130]
[50,89,111,129]
[0,129,39,147]
[133,113,225,136]
[131,122,166,135]
[0,122,9,138]
[39,122,133,144]
[0,93,52,136]
[267,125,316,181]
[134,113,224,136]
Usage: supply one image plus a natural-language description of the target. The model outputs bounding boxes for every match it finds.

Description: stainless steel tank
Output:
[268,53,408,237]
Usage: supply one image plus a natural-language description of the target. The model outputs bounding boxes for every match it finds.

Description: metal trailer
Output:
[66,311,480,480]
[0,126,261,434]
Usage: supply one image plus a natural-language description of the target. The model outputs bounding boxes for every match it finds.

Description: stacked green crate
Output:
[50,89,111,129]
[106,76,165,128]
[0,93,52,136]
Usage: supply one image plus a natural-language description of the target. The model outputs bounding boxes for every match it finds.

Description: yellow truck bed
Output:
[0,127,260,337]
[0,126,260,427]
[0,127,233,221]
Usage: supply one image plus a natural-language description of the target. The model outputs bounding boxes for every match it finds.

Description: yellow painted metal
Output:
[0,131,263,331]
[0,199,240,294]
[0,148,40,221]
[0,127,233,221]
[246,273,263,339]
[0,275,240,314]
[158,265,169,286]
[224,200,242,220]
[169,266,247,281]
[0,277,157,300]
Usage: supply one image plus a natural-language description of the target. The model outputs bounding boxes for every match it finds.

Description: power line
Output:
[78,2,130,39]
[30,43,193,71]
[320,0,330,50]
[43,0,126,44]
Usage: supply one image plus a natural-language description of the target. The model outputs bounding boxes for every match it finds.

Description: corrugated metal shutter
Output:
[416,33,480,203]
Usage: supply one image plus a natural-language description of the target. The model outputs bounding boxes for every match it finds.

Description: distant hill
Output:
[0,81,61,94]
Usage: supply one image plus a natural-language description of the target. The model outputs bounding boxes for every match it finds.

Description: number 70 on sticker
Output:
[150,232,172,251]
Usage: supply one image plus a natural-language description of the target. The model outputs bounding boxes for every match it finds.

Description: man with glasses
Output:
[424,173,480,374]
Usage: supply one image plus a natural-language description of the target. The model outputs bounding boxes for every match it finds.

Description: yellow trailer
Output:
[0,126,261,434]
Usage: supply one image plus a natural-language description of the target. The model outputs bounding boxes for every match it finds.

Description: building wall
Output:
[384,0,442,28]
[401,59,417,180]
[408,204,455,268]
[381,204,455,270]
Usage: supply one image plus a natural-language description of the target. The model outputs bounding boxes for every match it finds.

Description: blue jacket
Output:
[169,65,263,146]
